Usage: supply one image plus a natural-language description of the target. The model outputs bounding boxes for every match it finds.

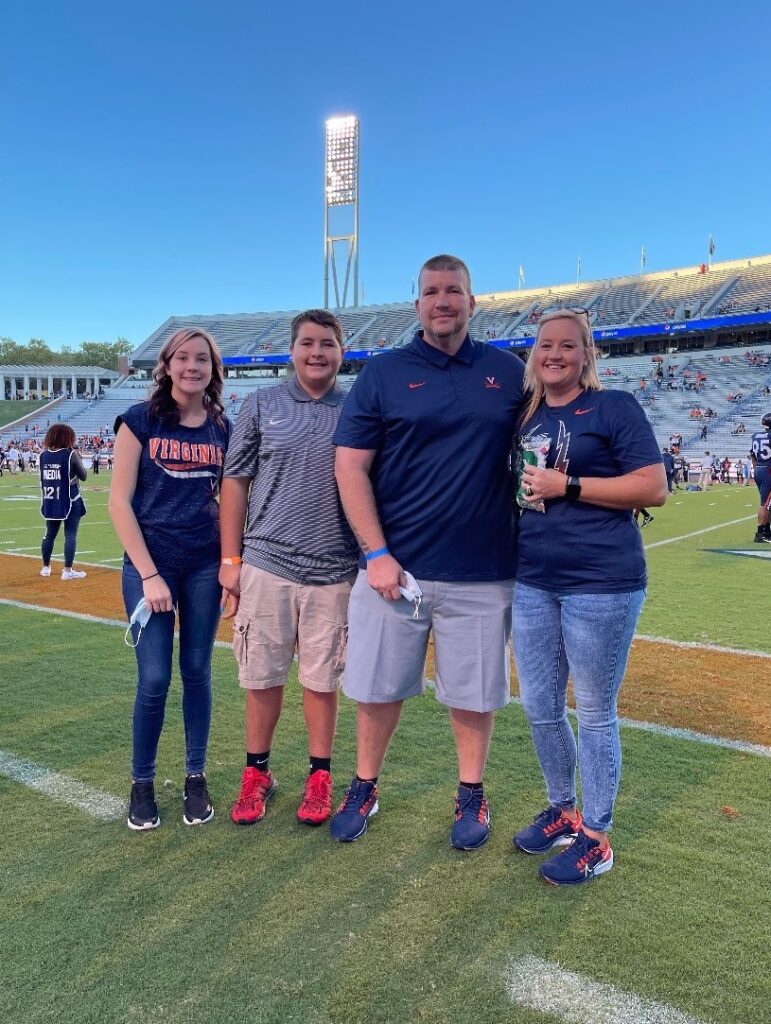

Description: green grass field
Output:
[1,471,769,1024]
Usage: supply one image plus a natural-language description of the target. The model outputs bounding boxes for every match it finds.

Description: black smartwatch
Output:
[565,476,582,501]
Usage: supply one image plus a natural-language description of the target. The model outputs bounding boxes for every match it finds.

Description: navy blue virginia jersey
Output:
[750,430,771,468]
[39,449,78,520]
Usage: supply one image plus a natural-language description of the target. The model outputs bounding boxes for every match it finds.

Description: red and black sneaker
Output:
[230,766,277,825]
[297,769,333,826]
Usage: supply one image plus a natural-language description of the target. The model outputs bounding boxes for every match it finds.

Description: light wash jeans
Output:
[513,582,645,832]
[123,560,221,782]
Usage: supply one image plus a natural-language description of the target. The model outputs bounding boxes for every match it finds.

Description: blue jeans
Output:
[513,583,645,832]
[123,560,222,782]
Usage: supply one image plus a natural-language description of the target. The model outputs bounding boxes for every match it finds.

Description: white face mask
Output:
[124,597,152,648]
[399,571,423,620]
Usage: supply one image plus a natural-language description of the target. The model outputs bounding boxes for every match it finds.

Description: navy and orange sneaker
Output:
[450,785,490,850]
[539,829,614,886]
[513,805,582,855]
[230,766,277,825]
[297,769,333,826]
[329,778,379,842]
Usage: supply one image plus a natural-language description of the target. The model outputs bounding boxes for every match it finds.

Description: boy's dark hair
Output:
[290,309,343,347]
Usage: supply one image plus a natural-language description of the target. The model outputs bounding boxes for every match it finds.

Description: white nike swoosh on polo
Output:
[269,417,288,425]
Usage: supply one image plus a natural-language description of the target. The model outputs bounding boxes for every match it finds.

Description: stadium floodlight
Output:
[324,115,360,308]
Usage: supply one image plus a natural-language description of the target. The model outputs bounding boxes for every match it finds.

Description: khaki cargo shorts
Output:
[233,564,353,692]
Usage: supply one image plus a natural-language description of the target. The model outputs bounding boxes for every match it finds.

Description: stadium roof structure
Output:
[130,253,771,369]
[0,364,118,376]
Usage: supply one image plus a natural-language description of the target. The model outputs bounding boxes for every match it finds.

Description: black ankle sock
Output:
[459,780,483,790]
[309,756,331,775]
[355,774,377,786]
[247,750,270,771]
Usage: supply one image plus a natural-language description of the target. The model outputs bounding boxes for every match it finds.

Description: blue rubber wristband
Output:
[365,547,389,562]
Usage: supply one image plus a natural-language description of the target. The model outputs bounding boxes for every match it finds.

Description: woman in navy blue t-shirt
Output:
[109,328,231,831]
[512,309,666,886]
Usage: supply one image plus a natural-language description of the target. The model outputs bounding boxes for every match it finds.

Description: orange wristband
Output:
[221,557,243,565]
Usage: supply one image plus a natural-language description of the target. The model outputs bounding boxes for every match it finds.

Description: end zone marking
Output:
[0,751,124,821]
[506,955,712,1024]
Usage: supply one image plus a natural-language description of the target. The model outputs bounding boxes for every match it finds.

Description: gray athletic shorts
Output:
[342,571,514,712]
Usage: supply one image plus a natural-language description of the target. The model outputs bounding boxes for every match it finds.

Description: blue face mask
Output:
[125,598,152,648]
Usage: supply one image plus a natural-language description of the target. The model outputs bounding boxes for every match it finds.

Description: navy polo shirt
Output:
[333,332,525,581]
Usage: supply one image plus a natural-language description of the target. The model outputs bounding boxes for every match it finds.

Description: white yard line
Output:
[644,515,755,549]
[505,955,711,1024]
[3,546,96,554]
[0,598,232,648]
[0,751,125,821]
[634,633,771,660]
[0,550,119,570]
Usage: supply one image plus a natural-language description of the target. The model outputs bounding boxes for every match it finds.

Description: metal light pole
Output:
[324,115,360,308]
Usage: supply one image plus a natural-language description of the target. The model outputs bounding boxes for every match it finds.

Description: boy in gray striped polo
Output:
[219,310,358,826]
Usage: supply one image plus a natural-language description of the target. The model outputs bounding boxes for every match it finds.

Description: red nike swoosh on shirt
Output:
[408,382,426,389]
[574,408,595,415]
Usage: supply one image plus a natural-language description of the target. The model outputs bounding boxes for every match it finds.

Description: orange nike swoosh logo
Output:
[575,408,595,415]
[408,382,426,389]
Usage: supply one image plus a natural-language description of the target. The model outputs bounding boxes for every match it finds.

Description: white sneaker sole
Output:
[127,815,160,831]
[183,807,215,826]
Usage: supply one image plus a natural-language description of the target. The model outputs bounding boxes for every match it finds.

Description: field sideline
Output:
[0,471,769,1023]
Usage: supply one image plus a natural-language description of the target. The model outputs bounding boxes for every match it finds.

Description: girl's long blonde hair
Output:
[149,327,225,425]
[520,309,602,425]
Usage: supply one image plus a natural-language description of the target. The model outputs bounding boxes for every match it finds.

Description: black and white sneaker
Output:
[128,780,160,831]
[183,773,214,826]
[642,514,654,528]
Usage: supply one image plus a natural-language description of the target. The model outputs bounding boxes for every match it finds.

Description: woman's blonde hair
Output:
[520,309,601,424]
[149,327,225,424]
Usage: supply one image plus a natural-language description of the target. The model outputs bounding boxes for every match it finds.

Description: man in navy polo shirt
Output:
[330,254,525,849]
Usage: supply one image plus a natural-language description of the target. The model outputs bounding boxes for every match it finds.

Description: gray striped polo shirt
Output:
[223,377,358,584]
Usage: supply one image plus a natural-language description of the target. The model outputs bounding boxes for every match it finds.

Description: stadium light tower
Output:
[324,115,360,308]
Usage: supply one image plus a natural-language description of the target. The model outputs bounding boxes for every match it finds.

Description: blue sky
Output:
[2,0,770,350]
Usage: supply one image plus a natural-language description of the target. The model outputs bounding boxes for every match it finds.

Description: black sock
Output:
[309,756,331,775]
[355,774,377,786]
[247,750,270,771]
[459,780,484,790]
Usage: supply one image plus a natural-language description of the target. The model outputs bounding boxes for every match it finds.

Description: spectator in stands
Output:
[109,327,231,831]
[732,422,746,435]
[39,424,88,581]
[511,308,666,886]
[700,424,708,440]
[218,311,358,831]
[330,255,525,850]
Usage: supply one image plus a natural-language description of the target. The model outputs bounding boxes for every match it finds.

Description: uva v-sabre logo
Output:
[707,548,771,561]
[148,436,224,479]
[485,376,501,389]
